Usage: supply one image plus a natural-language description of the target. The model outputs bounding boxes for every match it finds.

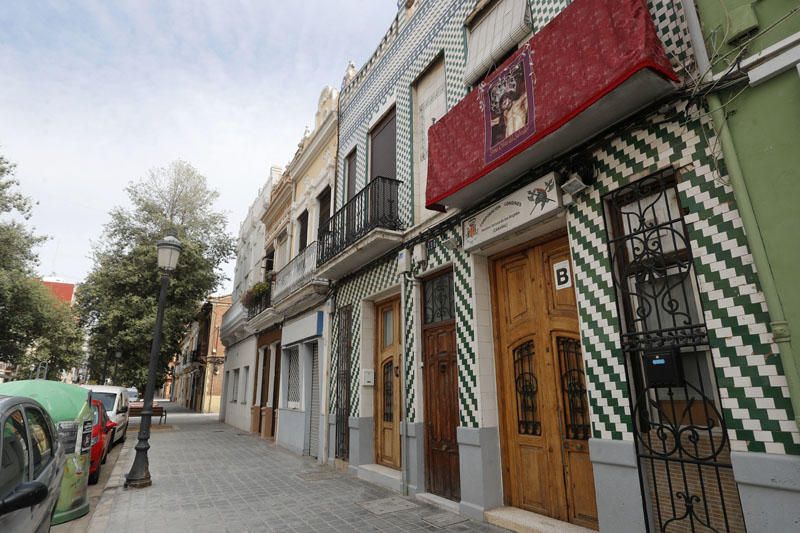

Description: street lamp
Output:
[125,234,182,488]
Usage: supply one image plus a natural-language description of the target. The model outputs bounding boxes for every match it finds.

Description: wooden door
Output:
[422,270,461,502]
[491,235,597,529]
[375,297,402,469]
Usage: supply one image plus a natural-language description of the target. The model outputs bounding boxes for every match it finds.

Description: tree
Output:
[0,153,49,362]
[76,161,234,389]
[15,289,85,381]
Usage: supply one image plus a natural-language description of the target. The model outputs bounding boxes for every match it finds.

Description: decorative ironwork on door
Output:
[513,340,541,436]
[556,337,590,441]
[335,306,352,460]
[605,171,745,532]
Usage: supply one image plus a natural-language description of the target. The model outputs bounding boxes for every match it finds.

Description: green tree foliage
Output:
[76,161,234,389]
[0,153,84,376]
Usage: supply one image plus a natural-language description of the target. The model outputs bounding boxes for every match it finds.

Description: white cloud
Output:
[0,0,398,288]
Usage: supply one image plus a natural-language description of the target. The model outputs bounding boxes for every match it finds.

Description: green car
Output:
[0,380,93,525]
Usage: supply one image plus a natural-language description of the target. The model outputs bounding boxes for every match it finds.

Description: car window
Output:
[92,405,100,425]
[93,392,117,412]
[1,410,30,499]
[25,408,53,478]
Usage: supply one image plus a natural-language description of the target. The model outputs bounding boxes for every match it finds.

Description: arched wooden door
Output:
[375,297,402,469]
[491,235,598,529]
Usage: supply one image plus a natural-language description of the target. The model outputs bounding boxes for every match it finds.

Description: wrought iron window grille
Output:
[604,170,745,532]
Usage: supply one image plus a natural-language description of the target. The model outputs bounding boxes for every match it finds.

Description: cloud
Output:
[0,0,398,287]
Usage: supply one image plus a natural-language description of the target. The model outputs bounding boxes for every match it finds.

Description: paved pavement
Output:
[88,401,505,533]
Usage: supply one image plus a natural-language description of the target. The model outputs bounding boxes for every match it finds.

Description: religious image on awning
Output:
[482,47,535,163]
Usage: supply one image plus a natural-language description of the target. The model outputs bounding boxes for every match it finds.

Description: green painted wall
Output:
[721,71,800,345]
[695,0,800,382]
[696,0,800,73]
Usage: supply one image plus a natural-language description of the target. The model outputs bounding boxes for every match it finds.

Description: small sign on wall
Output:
[553,260,572,290]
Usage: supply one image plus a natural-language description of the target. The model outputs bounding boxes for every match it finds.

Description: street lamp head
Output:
[115,350,122,360]
[157,235,182,271]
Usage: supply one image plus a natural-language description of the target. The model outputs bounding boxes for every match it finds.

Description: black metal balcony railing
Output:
[317,176,403,266]
[246,290,272,319]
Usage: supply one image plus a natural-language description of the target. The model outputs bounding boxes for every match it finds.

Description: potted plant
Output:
[242,281,270,310]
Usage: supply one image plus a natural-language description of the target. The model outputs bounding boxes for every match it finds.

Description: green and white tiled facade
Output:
[325,0,800,528]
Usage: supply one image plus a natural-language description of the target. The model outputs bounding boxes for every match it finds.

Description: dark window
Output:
[1,410,29,498]
[317,186,331,234]
[25,408,53,477]
[297,210,309,252]
[346,149,357,201]
[369,108,396,182]
[264,250,274,274]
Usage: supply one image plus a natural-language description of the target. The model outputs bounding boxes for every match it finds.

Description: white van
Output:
[81,385,129,444]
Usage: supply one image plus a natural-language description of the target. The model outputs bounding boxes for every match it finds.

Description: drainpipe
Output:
[682,0,800,426]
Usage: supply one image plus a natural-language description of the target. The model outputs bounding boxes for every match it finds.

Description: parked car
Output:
[88,399,115,485]
[0,394,66,533]
[126,387,138,402]
[0,380,92,526]
[80,385,129,445]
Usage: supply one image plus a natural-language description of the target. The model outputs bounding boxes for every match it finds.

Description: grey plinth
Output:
[348,416,374,470]
[731,450,800,532]
[457,426,503,520]
[589,438,647,532]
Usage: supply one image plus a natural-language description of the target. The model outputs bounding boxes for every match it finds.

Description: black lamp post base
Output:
[124,474,152,489]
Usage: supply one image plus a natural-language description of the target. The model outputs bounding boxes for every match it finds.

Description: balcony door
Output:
[375,296,402,469]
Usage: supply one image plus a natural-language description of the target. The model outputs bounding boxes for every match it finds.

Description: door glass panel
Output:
[424,271,455,324]
[513,340,540,435]
[557,337,591,440]
[1,410,29,498]
[383,361,394,422]
[382,308,394,347]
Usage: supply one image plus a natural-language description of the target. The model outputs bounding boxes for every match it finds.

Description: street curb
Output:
[87,439,135,533]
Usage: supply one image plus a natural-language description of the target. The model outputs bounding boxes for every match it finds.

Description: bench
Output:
[128,403,167,424]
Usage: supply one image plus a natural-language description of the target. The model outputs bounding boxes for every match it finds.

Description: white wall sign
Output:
[553,259,572,290]
[462,172,561,251]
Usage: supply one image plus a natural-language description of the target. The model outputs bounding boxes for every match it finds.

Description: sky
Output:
[0,0,399,293]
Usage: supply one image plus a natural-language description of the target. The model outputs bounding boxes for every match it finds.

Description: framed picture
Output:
[482,47,535,164]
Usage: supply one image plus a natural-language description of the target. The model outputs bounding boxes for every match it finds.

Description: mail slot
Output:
[643,347,684,388]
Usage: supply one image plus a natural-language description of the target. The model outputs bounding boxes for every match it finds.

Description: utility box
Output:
[362,369,375,387]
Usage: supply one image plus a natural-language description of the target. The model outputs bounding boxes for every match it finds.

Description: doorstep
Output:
[485,507,596,533]
[356,463,403,492]
[415,492,460,514]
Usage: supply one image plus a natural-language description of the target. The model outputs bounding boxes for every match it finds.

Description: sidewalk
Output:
[88,401,504,532]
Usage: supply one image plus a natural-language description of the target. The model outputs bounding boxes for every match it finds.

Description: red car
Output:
[89,397,116,485]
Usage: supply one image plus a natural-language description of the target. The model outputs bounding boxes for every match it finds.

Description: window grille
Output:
[287,347,301,406]
[605,171,745,532]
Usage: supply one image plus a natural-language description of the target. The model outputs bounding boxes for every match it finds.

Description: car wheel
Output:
[89,464,100,485]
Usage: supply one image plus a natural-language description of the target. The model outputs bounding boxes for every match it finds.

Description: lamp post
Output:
[125,234,182,488]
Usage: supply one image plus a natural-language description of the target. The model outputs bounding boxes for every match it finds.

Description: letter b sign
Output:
[553,260,572,290]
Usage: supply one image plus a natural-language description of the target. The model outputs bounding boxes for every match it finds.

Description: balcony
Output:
[316,176,404,279]
[245,285,282,333]
[425,0,678,211]
[272,242,330,316]
[219,301,252,347]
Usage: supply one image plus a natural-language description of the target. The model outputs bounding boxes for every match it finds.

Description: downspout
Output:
[322,90,343,466]
[682,0,800,426]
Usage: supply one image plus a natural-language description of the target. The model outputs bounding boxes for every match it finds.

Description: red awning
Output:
[426,0,678,211]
